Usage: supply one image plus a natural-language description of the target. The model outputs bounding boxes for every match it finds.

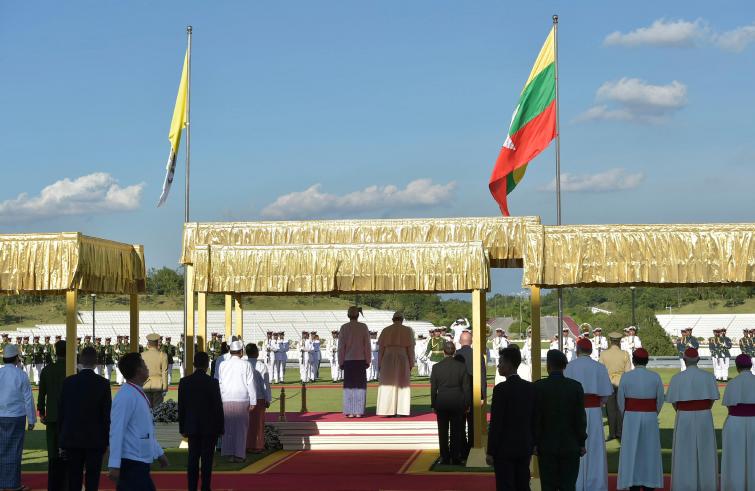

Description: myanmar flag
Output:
[489,28,556,216]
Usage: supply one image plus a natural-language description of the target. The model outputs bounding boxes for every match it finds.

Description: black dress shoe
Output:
[439,458,450,465]
[451,459,464,466]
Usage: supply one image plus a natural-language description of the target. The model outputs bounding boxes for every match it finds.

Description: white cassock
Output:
[565,355,613,491]
[721,370,755,491]
[493,337,510,386]
[666,365,720,491]
[590,336,608,362]
[517,337,532,381]
[617,366,665,490]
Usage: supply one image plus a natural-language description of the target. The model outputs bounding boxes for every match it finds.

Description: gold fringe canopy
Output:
[0,233,146,294]
[191,242,489,294]
[523,223,755,287]
[182,217,540,268]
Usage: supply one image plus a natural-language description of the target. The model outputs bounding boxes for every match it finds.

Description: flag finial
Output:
[552,15,558,24]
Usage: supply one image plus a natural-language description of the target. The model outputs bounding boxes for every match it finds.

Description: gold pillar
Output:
[530,286,541,382]
[466,288,487,467]
[185,264,195,376]
[234,294,243,340]
[224,294,233,340]
[129,294,139,353]
[197,292,207,353]
[65,290,78,376]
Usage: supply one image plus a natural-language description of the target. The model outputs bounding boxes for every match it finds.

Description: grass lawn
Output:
[23,366,738,474]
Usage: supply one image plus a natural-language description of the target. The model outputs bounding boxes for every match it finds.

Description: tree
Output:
[146,267,184,296]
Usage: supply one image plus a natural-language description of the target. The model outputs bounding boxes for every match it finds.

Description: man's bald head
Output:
[459,331,472,346]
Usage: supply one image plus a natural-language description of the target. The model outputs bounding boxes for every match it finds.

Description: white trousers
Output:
[105,364,114,383]
[300,356,310,382]
[167,364,174,385]
[310,358,320,381]
[276,359,286,383]
[24,364,32,381]
[713,357,729,380]
[266,358,275,382]
[116,366,124,385]
[33,364,43,385]
[178,361,185,378]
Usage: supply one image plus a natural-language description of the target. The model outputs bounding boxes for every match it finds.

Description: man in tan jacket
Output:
[142,333,168,407]
[599,332,631,442]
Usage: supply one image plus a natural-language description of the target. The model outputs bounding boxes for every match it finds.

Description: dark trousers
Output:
[188,435,217,491]
[116,458,155,491]
[493,455,531,491]
[629,487,654,491]
[65,447,104,491]
[538,453,580,491]
[464,410,474,454]
[606,385,623,439]
[45,422,66,491]
[435,408,465,462]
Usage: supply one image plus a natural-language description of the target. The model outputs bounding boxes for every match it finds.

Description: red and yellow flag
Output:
[489,28,557,216]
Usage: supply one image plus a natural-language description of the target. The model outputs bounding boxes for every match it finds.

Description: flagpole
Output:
[183,25,192,367]
[553,14,564,350]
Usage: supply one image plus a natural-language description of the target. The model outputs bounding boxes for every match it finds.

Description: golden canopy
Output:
[0,232,146,294]
[190,242,489,294]
[523,223,755,288]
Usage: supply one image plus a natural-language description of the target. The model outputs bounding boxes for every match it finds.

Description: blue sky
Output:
[1,1,754,294]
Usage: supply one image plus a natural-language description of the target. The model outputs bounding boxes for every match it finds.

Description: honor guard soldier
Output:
[329,330,342,382]
[42,336,53,367]
[676,328,699,371]
[414,334,428,377]
[114,336,125,384]
[710,329,722,381]
[578,323,591,340]
[162,336,176,385]
[600,332,631,442]
[53,335,63,362]
[265,331,277,381]
[0,334,10,364]
[143,333,169,407]
[94,337,105,377]
[621,326,642,369]
[208,333,221,362]
[591,327,608,362]
[22,336,34,380]
[424,329,445,374]
[103,337,115,383]
[743,328,755,374]
[299,331,312,382]
[311,331,322,381]
[30,335,45,385]
[275,332,289,383]
[367,331,379,381]
[177,334,186,378]
[717,328,732,382]
[561,327,576,362]
[490,328,508,369]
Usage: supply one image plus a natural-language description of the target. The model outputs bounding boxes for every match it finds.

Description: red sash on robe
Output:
[728,403,755,417]
[625,397,657,412]
[676,399,713,411]
[584,394,601,408]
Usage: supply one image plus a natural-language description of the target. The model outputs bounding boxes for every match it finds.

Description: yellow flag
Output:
[158,49,189,207]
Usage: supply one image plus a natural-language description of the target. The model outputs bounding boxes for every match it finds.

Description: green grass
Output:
[657,297,755,314]
[23,366,739,474]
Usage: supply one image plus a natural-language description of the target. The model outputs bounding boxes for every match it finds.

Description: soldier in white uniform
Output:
[517,328,533,381]
[414,334,428,377]
[621,326,642,369]
[666,347,720,491]
[264,332,278,382]
[561,327,576,362]
[492,329,510,386]
[721,354,755,491]
[329,330,341,382]
[275,331,289,383]
[590,327,608,362]
[450,318,469,349]
[299,331,311,383]
[310,332,321,381]
[367,331,380,381]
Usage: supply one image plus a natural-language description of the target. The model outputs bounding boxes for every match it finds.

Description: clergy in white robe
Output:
[721,354,755,491]
[666,347,720,491]
[564,338,613,491]
[617,348,664,490]
[376,313,415,416]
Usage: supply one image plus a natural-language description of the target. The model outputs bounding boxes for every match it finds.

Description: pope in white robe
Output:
[721,354,755,491]
[617,348,664,490]
[666,348,720,491]
[564,339,613,491]
[376,313,415,416]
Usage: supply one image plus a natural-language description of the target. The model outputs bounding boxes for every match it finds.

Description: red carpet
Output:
[264,450,414,475]
[267,411,439,422]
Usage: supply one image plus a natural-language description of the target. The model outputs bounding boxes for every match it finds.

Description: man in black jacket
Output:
[430,341,470,465]
[455,331,487,455]
[58,346,112,491]
[37,340,67,491]
[533,350,587,491]
[487,345,536,491]
[179,351,224,491]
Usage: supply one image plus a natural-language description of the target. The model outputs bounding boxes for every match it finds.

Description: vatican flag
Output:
[157,49,189,207]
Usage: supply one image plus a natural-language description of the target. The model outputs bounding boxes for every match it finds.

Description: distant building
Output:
[590,306,613,315]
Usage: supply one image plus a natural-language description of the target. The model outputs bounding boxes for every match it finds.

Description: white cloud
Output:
[605,18,755,52]
[605,19,707,47]
[260,178,456,219]
[714,23,755,52]
[0,172,144,223]
[540,168,644,192]
[576,78,687,123]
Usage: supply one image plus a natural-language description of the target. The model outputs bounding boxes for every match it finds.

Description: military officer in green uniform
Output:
[94,337,105,377]
[22,336,34,381]
[37,339,67,490]
[424,328,445,374]
[30,335,45,385]
[676,327,699,371]
[719,328,732,381]
[114,335,126,384]
[53,335,63,362]
[161,336,177,385]
[208,332,221,363]
[42,336,54,367]
[0,333,9,365]
[102,337,115,383]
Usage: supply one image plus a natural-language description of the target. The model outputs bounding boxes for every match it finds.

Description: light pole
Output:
[91,294,97,340]
[630,287,636,327]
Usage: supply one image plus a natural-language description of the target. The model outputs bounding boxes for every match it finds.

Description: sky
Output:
[1,1,754,295]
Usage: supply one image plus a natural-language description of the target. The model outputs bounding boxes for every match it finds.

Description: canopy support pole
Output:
[129,294,139,353]
[234,294,243,340]
[224,294,233,340]
[65,290,78,376]
[466,288,487,467]
[197,292,207,352]
[530,286,541,382]
[185,264,195,375]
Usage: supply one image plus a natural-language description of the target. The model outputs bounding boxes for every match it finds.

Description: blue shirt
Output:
[108,382,163,468]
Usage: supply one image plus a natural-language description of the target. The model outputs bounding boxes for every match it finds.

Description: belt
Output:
[584,394,602,408]
[676,399,713,411]
[728,404,755,417]
[624,397,657,412]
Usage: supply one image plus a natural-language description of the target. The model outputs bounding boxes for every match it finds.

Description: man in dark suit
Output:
[58,346,111,491]
[179,351,224,491]
[455,331,487,455]
[487,345,536,491]
[430,341,470,465]
[37,340,68,491]
[533,350,587,491]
